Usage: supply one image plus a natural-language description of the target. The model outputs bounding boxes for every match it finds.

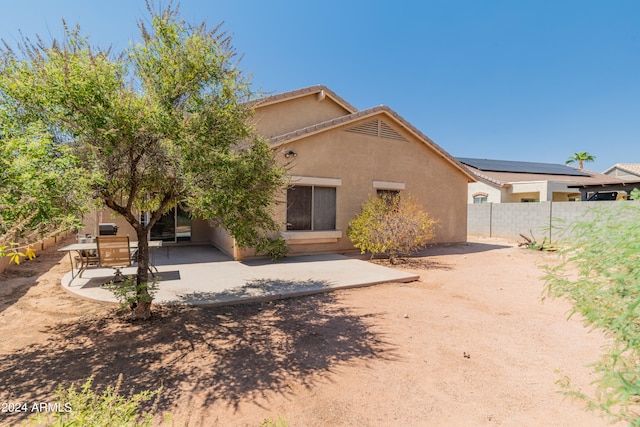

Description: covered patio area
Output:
[61,245,419,306]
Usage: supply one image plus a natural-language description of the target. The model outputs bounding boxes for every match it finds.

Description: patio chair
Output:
[74,236,98,276]
[97,235,132,283]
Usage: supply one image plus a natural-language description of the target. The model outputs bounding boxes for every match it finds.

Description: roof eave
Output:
[568,180,640,189]
[470,171,509,188]
[248,85,358,114]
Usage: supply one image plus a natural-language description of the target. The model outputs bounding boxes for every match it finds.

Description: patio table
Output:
[58,240,162,283]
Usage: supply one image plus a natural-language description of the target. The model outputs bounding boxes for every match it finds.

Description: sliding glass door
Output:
[175,206,191,242]
[150,206,191,242]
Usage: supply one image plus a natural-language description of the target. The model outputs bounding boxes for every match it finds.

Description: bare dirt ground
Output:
[0,236,617,426]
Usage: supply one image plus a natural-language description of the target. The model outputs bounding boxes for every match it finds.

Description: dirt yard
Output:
[0,237,617,426]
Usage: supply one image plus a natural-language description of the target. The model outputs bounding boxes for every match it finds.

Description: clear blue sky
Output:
[2,0,639,173]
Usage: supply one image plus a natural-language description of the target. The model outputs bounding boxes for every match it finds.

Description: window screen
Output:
[313,186,336,230]
[286,185,336,231]
[286,186,312,230]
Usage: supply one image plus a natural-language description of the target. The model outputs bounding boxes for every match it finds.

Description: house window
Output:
[473,195,488,204]
[377,189,400,199]
[472,193,488,204]
[287,186,336,231]
[520,198,539,203]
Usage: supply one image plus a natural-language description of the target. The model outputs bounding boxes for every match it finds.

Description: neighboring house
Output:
[458,157,625,203]
[82,85,475,259]
[602,163,640,181]
[569,164,640,201]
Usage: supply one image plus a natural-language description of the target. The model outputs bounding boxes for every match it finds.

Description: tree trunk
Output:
[389,254,399,265]
[132,228,152,320]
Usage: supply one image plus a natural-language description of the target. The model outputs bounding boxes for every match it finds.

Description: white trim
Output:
[373,180,405,190]
[289,176,342,187]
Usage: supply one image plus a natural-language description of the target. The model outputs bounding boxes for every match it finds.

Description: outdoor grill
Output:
[98,223,119,236]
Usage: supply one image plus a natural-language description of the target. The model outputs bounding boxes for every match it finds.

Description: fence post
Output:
[489,202,493,237]
[549,201,553,243]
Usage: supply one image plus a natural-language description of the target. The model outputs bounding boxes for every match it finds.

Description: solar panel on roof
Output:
[456,158,591,177]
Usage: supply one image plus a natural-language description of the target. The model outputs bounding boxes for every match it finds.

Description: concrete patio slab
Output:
[61,246,419,306]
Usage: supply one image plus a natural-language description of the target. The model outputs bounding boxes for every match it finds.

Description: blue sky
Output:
[2,0,639,173]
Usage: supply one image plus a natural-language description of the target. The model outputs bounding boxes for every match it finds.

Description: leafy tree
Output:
[0,5,286,319]
[347,193,436,264]
[565,151,596,169]
[0,114,90,262]
[543,195,640,425]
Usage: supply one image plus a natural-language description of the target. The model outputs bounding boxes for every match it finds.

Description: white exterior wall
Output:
[467,181,503,204]
[469,180,584,204]
[509,181,546,201]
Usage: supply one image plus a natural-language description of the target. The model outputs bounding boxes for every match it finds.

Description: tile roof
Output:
[462,162,627,187]
[602,163,640,177]
[248,85,358,114]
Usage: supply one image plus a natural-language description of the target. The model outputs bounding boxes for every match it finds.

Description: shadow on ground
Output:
[415,241,512,256]
[349,242,511,270]
[0,292,395,422]
[173,278,334,305]
[370,257,453,271]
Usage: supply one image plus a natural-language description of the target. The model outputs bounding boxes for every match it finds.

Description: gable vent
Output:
[380,121,406,141]
[346,120,379,137]
[346,119,407,141]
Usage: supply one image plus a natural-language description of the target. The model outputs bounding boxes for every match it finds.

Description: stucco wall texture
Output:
[271,120,469,252]
[253,93,352,139]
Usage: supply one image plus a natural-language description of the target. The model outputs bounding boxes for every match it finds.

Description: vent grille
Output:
[346,119,407,141]
[380,121,405,141]
[346,120,379,137]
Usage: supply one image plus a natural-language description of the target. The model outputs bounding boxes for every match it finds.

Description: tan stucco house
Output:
[459,158,624,203]
[82,85,474,259]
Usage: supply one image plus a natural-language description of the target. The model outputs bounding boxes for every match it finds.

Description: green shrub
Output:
[543,200,640,425]
[103,276,159,310]
[347,193,436,264]
[26,375,163,427]
[255,236,289,261]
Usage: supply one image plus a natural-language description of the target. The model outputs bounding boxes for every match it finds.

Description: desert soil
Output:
[0,236,618,426]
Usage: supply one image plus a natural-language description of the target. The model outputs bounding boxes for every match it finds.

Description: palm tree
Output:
[566,152,596,170]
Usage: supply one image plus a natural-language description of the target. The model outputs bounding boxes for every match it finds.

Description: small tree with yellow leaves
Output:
[347,193,436,264]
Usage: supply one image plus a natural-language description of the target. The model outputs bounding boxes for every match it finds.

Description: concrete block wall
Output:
[489,202,553,241]
[468,201,630,242]
[467,202,492,236]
